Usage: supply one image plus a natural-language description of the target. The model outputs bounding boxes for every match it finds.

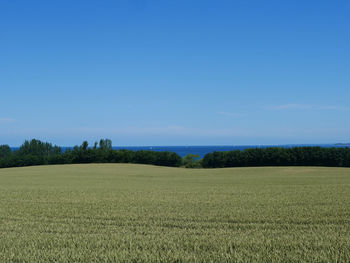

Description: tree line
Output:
[1,139,350,169]
[0,139,182,168]
[201,147,350,168]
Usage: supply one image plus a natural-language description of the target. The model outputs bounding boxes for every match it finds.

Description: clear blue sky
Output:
[1,0,349,146]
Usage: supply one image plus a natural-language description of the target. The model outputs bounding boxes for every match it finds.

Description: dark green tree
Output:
[183,154,201,168]
[0,145,11,158]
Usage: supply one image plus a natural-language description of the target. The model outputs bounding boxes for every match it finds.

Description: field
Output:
[0,164,349,262]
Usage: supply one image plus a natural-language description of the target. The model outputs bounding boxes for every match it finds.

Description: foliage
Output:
[0,145,11,158]
[182,154,201,168]
[2,140,350,169]
[19,139,61,157]
[202,146,350,168]
[99,139,112,151]
[0,139,182,168]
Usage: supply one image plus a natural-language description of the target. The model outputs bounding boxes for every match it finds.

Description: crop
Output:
[0,164,349,262]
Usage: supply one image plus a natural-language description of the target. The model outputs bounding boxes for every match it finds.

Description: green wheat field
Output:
[0,164,349,262]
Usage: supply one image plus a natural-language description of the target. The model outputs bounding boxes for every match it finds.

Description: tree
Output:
[81,141,89,151]
[0,145,11,158]
[99,139,112,151]
[19,139,61,157]
[93,141,98,149]
[183,154,201,168]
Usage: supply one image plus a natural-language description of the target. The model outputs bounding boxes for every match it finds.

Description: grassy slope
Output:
[0,164,349,262]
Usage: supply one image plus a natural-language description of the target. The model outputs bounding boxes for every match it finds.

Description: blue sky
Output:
[1,0,349,146]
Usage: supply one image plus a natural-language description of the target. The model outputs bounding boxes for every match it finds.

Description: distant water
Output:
[10,144,349,158]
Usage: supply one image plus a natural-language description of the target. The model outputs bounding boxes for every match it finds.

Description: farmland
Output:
[0,164,349,262]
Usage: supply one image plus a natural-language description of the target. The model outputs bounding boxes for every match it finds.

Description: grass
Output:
[0,164,349,262]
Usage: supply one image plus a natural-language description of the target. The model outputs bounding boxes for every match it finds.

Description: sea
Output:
[10,144,349,158]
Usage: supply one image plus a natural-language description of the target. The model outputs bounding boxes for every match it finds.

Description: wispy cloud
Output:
[218,111,243,117]
[0,118,15,123]
[268,104,350,111]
